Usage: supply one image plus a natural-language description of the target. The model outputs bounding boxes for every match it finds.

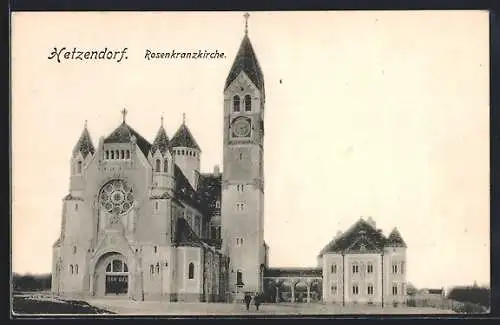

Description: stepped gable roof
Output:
[197,173,222,219]
[318,218,387,256]
[72,123,95,159]
[150,125,170,156]
[386,227,407,248]
[264,267,322,278]
[170,122,200,151]
[104,122,151,157]
[224,34,265,96]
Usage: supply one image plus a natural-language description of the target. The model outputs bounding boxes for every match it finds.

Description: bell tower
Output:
[221,13,266,299]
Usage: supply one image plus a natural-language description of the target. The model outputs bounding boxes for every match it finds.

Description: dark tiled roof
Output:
[224,34,265,97]
[174,217,202,247]
[345,234,381,253]
[386,228,407,247]
[72,126,95,159]
[173,165,205,213]
[318,218,387,256]
[264,267,322,278]
[104,122,152,157]
[197,173,222,220]
[150,125,170,155]
[170,123,200,151]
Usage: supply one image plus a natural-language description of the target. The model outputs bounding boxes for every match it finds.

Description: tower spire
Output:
[84,119,88,128]
[121,108,128,123]
[182,112,186,125]
[244,12,250,35]
[161,113,164,127]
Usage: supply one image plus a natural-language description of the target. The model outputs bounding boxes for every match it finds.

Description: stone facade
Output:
[318,217,408,306]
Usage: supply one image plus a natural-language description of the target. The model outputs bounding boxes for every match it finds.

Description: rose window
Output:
[99,179,134,215]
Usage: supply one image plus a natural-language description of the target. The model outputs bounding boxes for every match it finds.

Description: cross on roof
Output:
[121,108,128,123]
[244,12,250,35]
[161,113,164,126]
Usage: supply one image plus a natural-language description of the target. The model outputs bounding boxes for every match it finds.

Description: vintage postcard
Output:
[11,10,490,316]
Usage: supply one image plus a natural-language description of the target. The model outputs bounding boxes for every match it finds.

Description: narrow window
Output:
[239,152,243,160]
[233,95,241,112]
[331,264,336,273]
[331,285,337,295]
[211,227,217,239]
[188,263,195,279]
[217,227,221,239]
[367,264,373,273]
[155,201,159,211]
[236,270,243,284]
[392,284,398,295]
[75,264,79,275]
[401,261,405,274]
[154,246,158,253]
[150,264,154,274]
[115,150,119,159]
[77,161,82,174]
[368,284,374,295]
[106,263,112,272]
[352,285,359,295]
[106,151,109,159]
[111,151,114,159]
[155,262,160,274]
[70,265,74,275]
[73,246,77,254]
[126,150,130,159]
[155,159,161,172]
[181,150,185,155]
[244,95,252,112]
[120,150,124,159]
[75,203,78,211]
[163,159,168,172]
[123,263,128,272]
[352,264,359,274]
[392,264,398,274]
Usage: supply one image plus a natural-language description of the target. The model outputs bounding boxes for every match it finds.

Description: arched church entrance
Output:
[105,259,129,295]
[93,252,129,297]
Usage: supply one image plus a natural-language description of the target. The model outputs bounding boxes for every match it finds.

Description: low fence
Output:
[406,297,488,314]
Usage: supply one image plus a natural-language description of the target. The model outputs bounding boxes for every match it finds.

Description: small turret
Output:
[149,115,174,194]
[170,113,201,190]
[70,121,95,194]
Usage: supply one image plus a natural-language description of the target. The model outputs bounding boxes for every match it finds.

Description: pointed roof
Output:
[104,122,151,157]
[72,123,95,159]
[151,125,170,155]
[224,34,265,96]
[318,218,387,256]
[170,122,201,151]
[386,227,407,247]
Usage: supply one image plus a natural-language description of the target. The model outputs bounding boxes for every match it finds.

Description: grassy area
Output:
[12,292,114,315]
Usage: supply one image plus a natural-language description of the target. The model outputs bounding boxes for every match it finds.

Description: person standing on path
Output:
[254,293,262,311]
[244,293,252,311]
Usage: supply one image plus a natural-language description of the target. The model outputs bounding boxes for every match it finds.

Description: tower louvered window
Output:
[233,95,241,112]
[244,95,252,112]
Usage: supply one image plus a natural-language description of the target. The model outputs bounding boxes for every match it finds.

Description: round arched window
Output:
[99,179,135,215]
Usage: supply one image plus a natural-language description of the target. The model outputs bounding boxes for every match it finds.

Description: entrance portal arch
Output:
[93,252,129,297]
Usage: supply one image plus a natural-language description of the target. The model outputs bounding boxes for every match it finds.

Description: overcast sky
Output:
[12,11,489,289]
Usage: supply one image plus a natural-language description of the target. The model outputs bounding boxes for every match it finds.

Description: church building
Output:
[52,14,407,305]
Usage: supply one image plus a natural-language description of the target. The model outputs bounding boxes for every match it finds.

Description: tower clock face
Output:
[232,117,251,138]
